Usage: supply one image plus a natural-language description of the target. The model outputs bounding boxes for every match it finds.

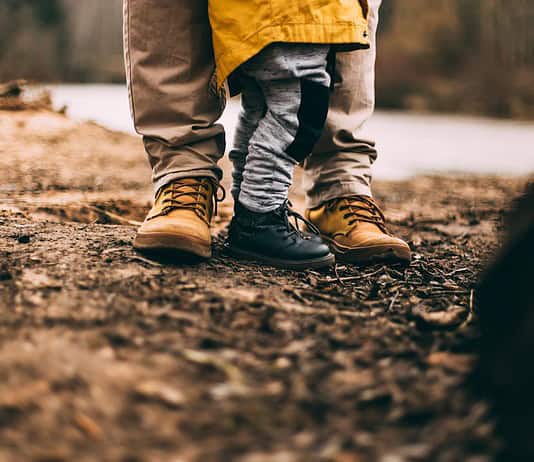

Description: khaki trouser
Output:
[124,0,380,208]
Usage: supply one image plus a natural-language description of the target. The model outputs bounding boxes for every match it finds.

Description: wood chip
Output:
[427,352,477,373]
[135,380,186,408]
[413,305,468,329]
[74,414,103,440]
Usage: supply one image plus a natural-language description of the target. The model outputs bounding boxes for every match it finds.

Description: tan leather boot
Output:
[134,178,223,258]
[305,196,411,264]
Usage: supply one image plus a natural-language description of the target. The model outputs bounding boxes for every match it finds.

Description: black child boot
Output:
[226,201,335,270]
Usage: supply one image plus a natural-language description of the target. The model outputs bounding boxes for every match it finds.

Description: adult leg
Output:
[125,0,225,257]
[303,0,382,208]
[124,0,225,192]
[303,0,412,265]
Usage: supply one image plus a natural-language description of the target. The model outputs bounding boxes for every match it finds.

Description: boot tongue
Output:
[172,178,209,202]
[154,178,214,221]
[340,197,374,219]
[340,197,385,236]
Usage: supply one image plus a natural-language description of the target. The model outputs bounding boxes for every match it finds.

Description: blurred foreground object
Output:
[477,182,534,460]
[0,80,52,111]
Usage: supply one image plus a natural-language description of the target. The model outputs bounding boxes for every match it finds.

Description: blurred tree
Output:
[0,0,67,81]
[376,0,534,118]
[0,0,123,82]
[32,0,64,26]
[60,0,124,81]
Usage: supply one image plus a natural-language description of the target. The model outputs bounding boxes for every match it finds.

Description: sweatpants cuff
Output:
[237,196,282,214]
[153,169,221,195]
[306,181,373,209]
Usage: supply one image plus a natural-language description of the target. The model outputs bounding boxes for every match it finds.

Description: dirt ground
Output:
[0,108,531,462]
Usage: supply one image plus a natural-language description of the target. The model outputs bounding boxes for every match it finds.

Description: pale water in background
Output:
[48,84,534,180]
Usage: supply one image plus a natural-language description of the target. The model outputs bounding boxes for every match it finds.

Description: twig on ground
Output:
[322,266,385,284]
[445,267,472,277]
[265,299,366,320]
[290,289,311,305]
[298,289,341,304]
[421,290,470,298]
[460,289,476,329]
[334,264,345,286]
[387,291,400,312]
[181,349,246,385]
[129,255,163,267]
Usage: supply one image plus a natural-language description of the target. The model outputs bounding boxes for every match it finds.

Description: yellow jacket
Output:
[209,0,370,87]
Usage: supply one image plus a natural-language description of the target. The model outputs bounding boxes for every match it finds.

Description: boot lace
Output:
[155,178,226,223]
[330,195,389,234]
[278,201,321,240]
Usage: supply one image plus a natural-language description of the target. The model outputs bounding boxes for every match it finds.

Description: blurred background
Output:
[2,0,534,118]
[1,0,533,178]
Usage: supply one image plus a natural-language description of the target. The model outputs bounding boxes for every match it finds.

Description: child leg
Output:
[226,44,335,270]
[237,43,332,213]
[229,78,266,202]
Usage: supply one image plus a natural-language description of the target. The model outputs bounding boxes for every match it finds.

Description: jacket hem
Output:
[215,22,370,88]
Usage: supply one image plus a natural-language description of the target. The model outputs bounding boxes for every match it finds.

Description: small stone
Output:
[359,387,392,406]
[97,346,115,359]
[0,267,12,282]
[293,431,315,448]
[263,381,284,396]
[274,357,291,369]
[353,432,374,448]
[210,382,250,400]
[17,234,31,244]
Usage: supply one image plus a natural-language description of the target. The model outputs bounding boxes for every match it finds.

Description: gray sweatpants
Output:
[230,44,331,213]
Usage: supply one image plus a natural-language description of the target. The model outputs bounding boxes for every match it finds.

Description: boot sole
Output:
[225,245,335,271]
[133,232,211,259]
[324,235,411,265]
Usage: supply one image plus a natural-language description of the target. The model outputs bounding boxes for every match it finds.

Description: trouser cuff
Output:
[153,169,221,195]
[306,181,373,209]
